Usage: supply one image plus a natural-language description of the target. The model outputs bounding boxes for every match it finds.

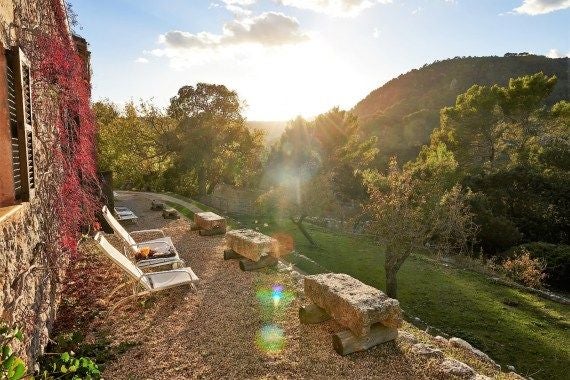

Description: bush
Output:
[505,242,570,291]
[38,352,101,380]
[501,249,546,288]
[1,324,26,380]
[467,192,522,253]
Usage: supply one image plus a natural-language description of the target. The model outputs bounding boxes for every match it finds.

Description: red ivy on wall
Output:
[32,0,100,253]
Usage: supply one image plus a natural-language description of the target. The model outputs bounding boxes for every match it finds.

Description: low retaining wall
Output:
[198,184,263,215]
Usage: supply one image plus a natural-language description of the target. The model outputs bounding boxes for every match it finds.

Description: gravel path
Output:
[116,190,204,214]
[66,192,507,379]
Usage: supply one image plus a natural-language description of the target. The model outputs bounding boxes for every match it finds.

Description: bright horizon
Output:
[69,0,569,121]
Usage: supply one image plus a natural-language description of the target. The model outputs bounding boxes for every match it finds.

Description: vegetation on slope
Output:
[353,55,569,166]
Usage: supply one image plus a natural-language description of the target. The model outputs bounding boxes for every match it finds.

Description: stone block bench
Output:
[299,273,402,355]
[224,229,279,271]
[151,199,167,211]
[193,212,226,236]
[162,208,180,220]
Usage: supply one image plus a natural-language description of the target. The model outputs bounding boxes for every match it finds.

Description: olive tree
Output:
[364,158,477,298]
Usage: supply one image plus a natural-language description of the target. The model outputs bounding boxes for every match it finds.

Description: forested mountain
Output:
[247,121,287,146]
[353,55,569,166]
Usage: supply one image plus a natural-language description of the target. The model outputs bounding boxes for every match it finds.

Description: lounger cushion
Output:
[135,237,176,255]
[147,268,199,290]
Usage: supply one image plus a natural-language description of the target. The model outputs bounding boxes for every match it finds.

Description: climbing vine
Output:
[12,0,100,255]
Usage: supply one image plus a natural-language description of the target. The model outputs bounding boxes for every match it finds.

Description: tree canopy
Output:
[95,83,265,196]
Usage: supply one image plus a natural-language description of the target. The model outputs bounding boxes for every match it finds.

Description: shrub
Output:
[0,324,26,380]
[505,242,570,291]
[501,249,547,288]
[38,351,100,379]
[467,192,522,254]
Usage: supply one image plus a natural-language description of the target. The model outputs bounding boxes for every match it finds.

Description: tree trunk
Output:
[292,215,317,247]
[385,269,398,299]
[197,171,207,196]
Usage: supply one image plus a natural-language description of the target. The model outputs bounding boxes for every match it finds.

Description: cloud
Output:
[135,57,149,63]
[156,12,308,52]
[546,48,570,58]
[513,0,570,15]
[411,6,422,14]
[220,0,255,17]
[225,4,253,16]
[277,0,392,17]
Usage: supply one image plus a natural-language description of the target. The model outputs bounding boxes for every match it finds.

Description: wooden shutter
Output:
[6,53,22,200]
[8,47,35,200]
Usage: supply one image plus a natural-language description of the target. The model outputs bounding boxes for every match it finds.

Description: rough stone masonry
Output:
[304,273,403,337]
[194,212,226,231]
[225,229,279,262]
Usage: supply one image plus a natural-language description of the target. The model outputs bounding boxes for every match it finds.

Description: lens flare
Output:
[272,284,284,306]
[256,284,295,321]
[254,284,295,356]
[256,324,285,355]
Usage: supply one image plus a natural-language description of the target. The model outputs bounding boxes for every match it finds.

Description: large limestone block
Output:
[304,273,402,337]
[225,229,279,262]
[194,212,226,231]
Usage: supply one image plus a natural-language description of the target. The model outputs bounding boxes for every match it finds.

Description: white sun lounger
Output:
[94,232,199,313]
[114,206,138,223]
[102,205,185,269]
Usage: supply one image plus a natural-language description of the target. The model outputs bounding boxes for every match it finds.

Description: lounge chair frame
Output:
[102,205,185,269]
[94,233,198,313]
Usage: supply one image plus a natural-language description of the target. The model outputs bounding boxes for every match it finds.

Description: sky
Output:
[68,0,570,121]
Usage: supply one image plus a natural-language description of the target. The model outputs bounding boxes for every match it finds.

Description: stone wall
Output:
[0,202,65,366]
[0,0,75,367]
[198,183,263,215]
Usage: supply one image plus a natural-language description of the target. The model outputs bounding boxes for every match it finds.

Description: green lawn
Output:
[171,201,569,379]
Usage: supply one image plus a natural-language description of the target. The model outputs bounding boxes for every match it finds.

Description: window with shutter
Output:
[6,60,22,200]
[7,47,35,201]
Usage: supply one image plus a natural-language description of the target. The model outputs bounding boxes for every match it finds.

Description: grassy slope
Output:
[168,199,569,379]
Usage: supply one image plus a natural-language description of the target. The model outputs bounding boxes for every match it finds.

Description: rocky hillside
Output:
[352,55,569,166]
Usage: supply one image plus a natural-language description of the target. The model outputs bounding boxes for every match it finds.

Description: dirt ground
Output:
[56,192,509,379]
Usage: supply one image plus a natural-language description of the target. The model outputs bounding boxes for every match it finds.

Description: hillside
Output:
[353,55,569,166]
[247,120,288,146]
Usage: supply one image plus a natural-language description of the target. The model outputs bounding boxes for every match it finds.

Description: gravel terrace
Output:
[58,192,508,379]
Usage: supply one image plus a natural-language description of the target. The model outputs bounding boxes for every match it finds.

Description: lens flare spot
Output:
[256,324,285,355]
[272,284,284,306]
[256,284,295,315]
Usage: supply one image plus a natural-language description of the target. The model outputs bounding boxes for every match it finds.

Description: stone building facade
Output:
[0,0,91,366]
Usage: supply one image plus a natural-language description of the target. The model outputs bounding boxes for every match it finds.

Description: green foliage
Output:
[433,72,558,171]
[266,108,377,202]
[465,187,525,253]
[96,83,265,196]
[257,174,337,246]
[167,83,265,195]
[465,166,569,248]
[95,100,175,191]
[353,55,568,167]
[364,158,477,297]
[37,330,138,379]
[505,243,570,291]
[413,73,569,272]
[38,352,100,380]
[0,324,26,380]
